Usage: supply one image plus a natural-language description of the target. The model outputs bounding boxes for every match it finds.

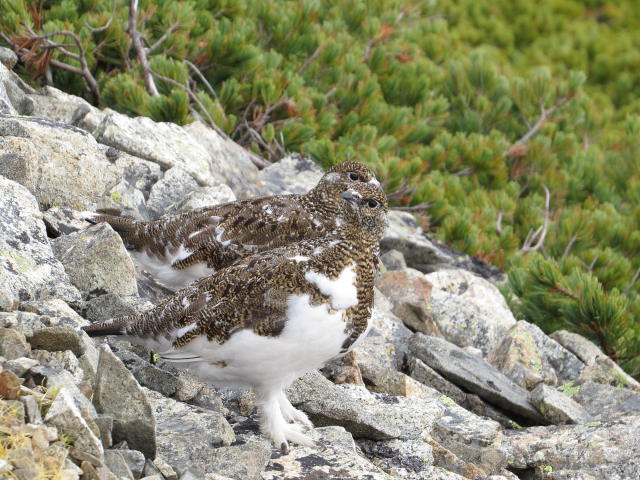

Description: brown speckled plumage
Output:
[91,161,379,288]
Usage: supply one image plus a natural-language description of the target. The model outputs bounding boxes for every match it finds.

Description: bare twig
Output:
[85,0,117,33]
[496,211,503,234]
[128,0,159,96]
[385,179,415,201]
[391,202,432,212]
[184,59,219,101]
[521,185,551,253]
[509,94,573,151]
[623,266,640,296]
[298,44,323,74]
[588,254,600,272]
[145,21,180,54]
[561,233,579,259]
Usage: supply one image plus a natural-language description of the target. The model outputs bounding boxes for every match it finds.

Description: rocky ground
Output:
[1,47,639,480]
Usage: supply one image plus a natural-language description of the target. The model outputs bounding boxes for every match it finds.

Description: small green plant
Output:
[438,395,456,406]
[559,381,581,398]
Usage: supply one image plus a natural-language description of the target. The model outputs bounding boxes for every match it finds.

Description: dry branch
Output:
[128,0,159,96]
[521,185,551,253]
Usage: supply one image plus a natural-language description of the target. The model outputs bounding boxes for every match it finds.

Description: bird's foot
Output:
[270,422,314,455]
[279,393,314,429]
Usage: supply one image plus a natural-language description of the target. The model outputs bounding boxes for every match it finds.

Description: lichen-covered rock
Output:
[171,184,236,214]
[203,435,271,480]
[259,154,323,194]
[376,268,437,334]
[379,249,407,271]
[501,415,640,479]
[359,438,435,480]
[422,269,516,357]
[530,383,592,425]
[0,328,31,360]
[183,122,268,199]
[407,356,467,405]
[409,333,542,421]
[145,388,234,476]
[93,345,156,458]
[288,371,444,440]
[146,166,199,219]
[94,112,215,186]
[380,211,454,270]
[572,381,640,420]
[27,86,105,132]
[0,176,80,303]
[52,223,138,298]
[263,427,392,480]
[0,116,122,210]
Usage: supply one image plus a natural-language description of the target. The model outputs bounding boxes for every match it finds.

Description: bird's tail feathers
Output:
[82,317,129,337]
[87,214,138,233]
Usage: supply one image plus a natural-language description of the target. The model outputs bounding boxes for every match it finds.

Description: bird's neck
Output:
[304,186,340,217]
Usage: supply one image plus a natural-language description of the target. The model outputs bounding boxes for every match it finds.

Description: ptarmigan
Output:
[90,161,379,289]
[83,181,388,452]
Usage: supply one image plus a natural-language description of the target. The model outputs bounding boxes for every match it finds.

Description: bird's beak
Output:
[341,189,361,204]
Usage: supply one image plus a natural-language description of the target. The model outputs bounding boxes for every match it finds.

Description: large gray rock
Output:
[0,47,18,70]
[502,414,640,479]
[0,328,30,360]
[530,384,592,425]
[93,345,156,458]
[409,333,543,421]
[146,166,199,219]
[145,388,234,476]
[183,122,268,199]
[0,115,122,210]
[259,154,323,194]
[422,269,516,357]
[381,211,454,269]
[52,223,138,298]
[263,427,392,480]
[572,381,640,420]
[27,86,105,132]
[170,184,236,214]
[204,435,271,480]
[20,299,89,329]
[44,387,104,461]
[94,112,215,186]
[359,438,435,480]
[375,268,437,335]
[0,176,80,303]
[489,321,585,390]
[30,365,97,419]
[288,371,444,440]
[408,356,467,405]
[0,62,35,115]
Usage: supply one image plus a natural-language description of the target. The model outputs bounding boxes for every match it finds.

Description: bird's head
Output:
[339,182,389,239]
[314,161,380,194]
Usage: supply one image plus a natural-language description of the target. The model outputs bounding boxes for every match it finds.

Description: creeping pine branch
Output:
[391,202,432,212]
[507,93,573,156]
[84,0,117,33]
[623,266,640,296]
[145,21,180,54]
[521,185,551,253]
[496,211,504,234]
[128,0,159,96]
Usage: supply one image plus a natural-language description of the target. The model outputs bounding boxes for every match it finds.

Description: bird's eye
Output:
[348,172,360,181]
[367,199,380,209]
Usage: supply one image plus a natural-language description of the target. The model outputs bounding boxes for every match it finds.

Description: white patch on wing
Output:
[173,322,198,338]
[304,264,358,309]
[289,255,310,263]
[262,205,274,215]
[215,226,231,246]
[131,245,216,290]
[313,247,323,255]
[312,218,322,227]
[335,218,343,227]
[369,178,380,186]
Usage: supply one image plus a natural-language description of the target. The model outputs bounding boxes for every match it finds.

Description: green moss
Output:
[559,381,581,398]
[438,395,456,406]
[110,191,123,203]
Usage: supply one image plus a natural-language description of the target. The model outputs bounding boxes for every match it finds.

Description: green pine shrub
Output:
[2,0,639,376]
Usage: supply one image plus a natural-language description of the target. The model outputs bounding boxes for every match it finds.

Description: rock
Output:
[94,112,215,186]
[5,356,39,377]
[31,349,83,383]
[501,415,640,479]
[379,249,407,271]
[288,371,444,440]
[409,333,543,421]
[28,325,91,358]
[83,294,153,322]
[113,154,163,196]
[0,47,18,70]
[490,321,585,389]
[0,115,123,210]
[320,351,364,386]
[30,365,97,419]
[104,450,134,480]
[105,180,149,221]
[93,345,156,458]
[530,384,592,425]
[0,288,17,312]
[259,154,323,194]
[27,87,105,132]
[52,223,138,298]
[380,211,454,270]
[42,207,97,238]
[145,387,235,476]
[572,381,640,420]
[44,387,104,461]
[376,268,436,334]
[183,122,268,199]
[116,450,146,480]
[94,414,113,448]
[0,311,46,337]
[356,335,403,390]
[19,394,43,424]
[171,184,236,214]
[263,426,392,480]
[0,369,23,399]
[0,176,80,303]
[151,457,177,480]
[422,269,516,357]
[407,356,467,405]
[359,438,435,480]
[204,436,271,480]
[368,289,413,354]
[0,328,30,360]
[0,63,35,116]
[146,167,199,219]
[20,299,89,329]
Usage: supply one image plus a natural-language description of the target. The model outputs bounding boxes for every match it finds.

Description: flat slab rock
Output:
[288,370,444,441]
[409,333,543,421]
[263,426,393,480]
